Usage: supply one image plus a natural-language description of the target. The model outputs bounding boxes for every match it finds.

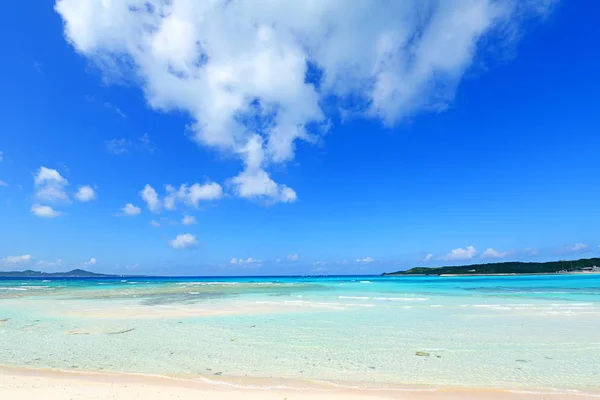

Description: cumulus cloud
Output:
[356,257,375,263]
[120,203,141,216]
[164,183,223,209]
[55,0,555,204]
[31,204,61,218]
[141,184,161,213]
[444,246,478,261]
[423,253,434,262]
[568,243,589,252]
[1,254,32,264]
[84,257,97,265]
[75,185,96,202]
[481,248,508,259]
[287,253,299,261]
[169,233,199,249]
[181,215,197,225]
[34,166,69,203]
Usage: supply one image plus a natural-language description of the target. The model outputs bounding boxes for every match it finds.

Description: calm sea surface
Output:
[1,274,599,393]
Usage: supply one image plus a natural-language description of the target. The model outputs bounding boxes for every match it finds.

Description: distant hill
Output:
[383,258,600,276]
[0,269,118,278]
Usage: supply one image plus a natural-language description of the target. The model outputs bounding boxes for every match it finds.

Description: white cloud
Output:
[1,254,32,264]
[75,185,96,202]
[569,243,589,252]
[150,220,160,227]
[34,166,69,203]
[287,253,299,261]
[84,257,97,265]
[314,261,328,266]
[105,138,132,155]
[444,246,478,261]
[31,204,61,218]
[55,0,554,204]
[141,184,161,213]
[0,150,3,162]
[138,133,157,153]
[524,247,539,256]
[230,257,261,265]
[37,258,63,267]
[356,257,375,264]
[181,215,197,225]
[0,180,7,187]
[104,102,127,118]
[275,258,281,263]
[164,182,223,209]
[481,248,508,259]
[120,203,141,216]
[423,254,434,262]
[106,135,157,155]
[169,233,199,249]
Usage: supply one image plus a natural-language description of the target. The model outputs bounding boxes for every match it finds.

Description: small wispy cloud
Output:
[33,61,43,74]
[1,254,32,264]
[104,102,127,118]
[524,248,539,256]
[106,134,158,156]
[287,254,299,261]
[37,259,63,267]
[84,94,127,118]
[356,257,375,264]
[230,257,261,265]
[106,138,132,155]
[181,215,197,225]
[567,243,589,253]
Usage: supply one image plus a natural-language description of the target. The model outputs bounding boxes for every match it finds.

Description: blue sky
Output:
[1,1,599,276]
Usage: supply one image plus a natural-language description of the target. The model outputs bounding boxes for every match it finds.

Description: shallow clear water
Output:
[1,275,599,392]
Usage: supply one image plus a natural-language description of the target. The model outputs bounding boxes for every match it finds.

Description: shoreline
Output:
[384,271,600,277]
[1,366,599,399]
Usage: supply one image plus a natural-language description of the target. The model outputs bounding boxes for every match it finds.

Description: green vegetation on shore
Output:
[383,258,600,276]
[0,269,117,278]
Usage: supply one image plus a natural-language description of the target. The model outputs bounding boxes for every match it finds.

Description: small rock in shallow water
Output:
[416,351,430,357]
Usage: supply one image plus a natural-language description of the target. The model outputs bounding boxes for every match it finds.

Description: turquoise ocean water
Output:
[1,274,599,393]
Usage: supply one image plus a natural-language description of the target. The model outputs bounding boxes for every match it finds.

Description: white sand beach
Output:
[1,367,598,400]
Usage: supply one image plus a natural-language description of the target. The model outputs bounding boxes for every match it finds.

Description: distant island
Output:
[383,257,600,276]
[0,269,119,278]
